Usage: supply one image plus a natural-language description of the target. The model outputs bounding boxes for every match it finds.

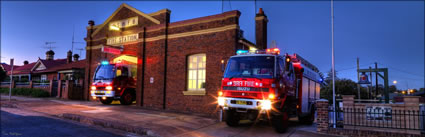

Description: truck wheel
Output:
[100,98,113,105]
[225,110,240,127]
[120,92,133,105]
[272,111,289,133]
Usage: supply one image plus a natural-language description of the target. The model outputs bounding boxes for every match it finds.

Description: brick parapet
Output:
[316,99,329,133]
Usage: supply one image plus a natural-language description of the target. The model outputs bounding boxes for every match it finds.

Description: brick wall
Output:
[84,4,244,117]
[316,99,329,133]
[317,95,424,136]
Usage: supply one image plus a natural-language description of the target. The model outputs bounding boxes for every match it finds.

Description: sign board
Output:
[358,72,371,84]
[102,46,122,55]
[366,106,392,121]
[109,16,138,29]
[107,34,139,45]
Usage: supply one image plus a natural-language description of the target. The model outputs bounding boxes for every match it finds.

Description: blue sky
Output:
[1,1,424,89]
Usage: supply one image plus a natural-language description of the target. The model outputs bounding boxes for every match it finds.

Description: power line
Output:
[378,63,424,77]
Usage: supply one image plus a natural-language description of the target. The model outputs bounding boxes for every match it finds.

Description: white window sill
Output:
[182,90,206,96]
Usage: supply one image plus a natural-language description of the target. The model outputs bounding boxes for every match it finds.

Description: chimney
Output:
[45,50,55,60]
[73,54,80,61]
[23,60,29,65]
[67,50,72,63]
[255,8,268,50]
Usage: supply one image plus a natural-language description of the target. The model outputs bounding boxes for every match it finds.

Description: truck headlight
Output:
[91,86,96,91]
[261,100,272,110]
[106,86,113,90]
[218,97,226,106]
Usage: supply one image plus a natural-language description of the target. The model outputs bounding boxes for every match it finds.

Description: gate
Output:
[51,80,58,97]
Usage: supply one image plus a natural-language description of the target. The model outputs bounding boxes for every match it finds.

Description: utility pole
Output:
[9,58,14,102]
[375,62,378,98]
[369,66,372,99]
[357,57,361,100]
[331,0,336,128]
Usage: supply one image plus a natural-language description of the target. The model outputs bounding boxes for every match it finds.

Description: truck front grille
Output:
[222,86,269,92]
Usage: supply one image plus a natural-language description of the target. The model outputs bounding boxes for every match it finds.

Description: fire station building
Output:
[84,3,268,117]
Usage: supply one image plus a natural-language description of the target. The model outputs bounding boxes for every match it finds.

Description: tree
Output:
[389,85,397,93]
[0,68,6,82]
[324,69,339,83]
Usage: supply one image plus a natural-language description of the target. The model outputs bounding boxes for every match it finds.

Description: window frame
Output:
[185,53,206,94]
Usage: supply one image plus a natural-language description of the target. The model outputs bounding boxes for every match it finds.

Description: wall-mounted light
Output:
[109,25,120,31]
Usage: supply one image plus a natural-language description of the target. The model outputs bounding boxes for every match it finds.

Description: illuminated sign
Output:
[102,46,122,55]
[109,16,138,30]
[107,34,139,45]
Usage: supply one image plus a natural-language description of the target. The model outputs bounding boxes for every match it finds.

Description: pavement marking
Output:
[81,109,113,113]
[135,112,177,119]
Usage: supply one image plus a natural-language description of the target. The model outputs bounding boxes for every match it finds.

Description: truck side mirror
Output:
[221,60,225,72]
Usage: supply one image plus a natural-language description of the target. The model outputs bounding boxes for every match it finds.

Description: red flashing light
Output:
[265,48,280,55]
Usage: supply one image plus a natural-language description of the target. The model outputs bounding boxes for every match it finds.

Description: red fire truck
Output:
[90,61,137,105]
[217,48,323,133]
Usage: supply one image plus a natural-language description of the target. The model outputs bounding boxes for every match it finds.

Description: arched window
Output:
[187,54,206,91]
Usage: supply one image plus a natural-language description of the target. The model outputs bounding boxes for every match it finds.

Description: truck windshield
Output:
[94,65,115,80]
[224,56,275,79]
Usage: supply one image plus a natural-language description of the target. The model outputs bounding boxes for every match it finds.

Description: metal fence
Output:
[33,82,50,87]
[329,106,425,133]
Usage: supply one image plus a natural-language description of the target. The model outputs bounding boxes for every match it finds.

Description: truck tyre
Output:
[100,98,113,105]
[272,111,289,133]
[120,91,133,105]
[225,110,240,127]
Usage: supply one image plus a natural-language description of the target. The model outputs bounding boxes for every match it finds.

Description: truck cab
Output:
[218,48,298,133]
[91,61,136,105]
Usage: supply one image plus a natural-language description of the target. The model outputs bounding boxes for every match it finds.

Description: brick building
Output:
[84,3,269,117]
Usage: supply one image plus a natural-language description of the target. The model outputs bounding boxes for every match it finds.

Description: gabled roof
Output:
[90,3,161,37]
[35,60,86,73]
[8,62,36,75]
[1,63,20,72]
[31,59,67,74]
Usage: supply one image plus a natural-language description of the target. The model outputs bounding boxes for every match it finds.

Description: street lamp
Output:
[393,80,397,84]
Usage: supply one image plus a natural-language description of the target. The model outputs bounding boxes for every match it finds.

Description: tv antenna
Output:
[76,48,84,56]
[44,42,57,50]
[71,25,85,53]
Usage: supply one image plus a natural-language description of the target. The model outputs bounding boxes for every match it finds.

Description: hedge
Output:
[0,88,50,97]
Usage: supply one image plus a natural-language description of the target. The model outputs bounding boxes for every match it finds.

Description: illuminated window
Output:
[41,75,47,82]
[187,54,206,91]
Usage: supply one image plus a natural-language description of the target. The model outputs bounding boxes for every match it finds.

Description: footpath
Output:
[0,95,335,137]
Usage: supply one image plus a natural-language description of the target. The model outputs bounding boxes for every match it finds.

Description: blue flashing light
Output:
[319,78,323,83]
[236,50,249,55]
[101,61,109,65]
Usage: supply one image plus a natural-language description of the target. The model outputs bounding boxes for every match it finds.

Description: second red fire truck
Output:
[90,61,137,105]
[218,48,323,133]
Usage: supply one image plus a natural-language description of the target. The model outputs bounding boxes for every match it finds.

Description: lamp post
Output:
[393,80,397,84]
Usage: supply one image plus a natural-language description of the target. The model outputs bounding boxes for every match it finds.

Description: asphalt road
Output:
[1,110,124,137]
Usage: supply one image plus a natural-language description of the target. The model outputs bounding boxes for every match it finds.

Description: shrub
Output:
[0,88,49,97]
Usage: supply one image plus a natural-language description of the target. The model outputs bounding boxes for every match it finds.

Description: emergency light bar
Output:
[236,48,280,55]
[101,61,109,65]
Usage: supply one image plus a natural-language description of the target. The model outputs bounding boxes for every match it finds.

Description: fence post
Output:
[11,80,16,88]
[317,99,329,133]
[57,80,62,98]
[49,80,53,96]
[29,80,33,88]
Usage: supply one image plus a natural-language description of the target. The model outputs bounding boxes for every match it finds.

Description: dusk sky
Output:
[1,1,423,89]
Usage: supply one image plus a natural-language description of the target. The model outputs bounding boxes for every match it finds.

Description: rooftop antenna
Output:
[71,25,85,53]
[44,42,57,50]
[76,48,84,56]
[270,40,277,49]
